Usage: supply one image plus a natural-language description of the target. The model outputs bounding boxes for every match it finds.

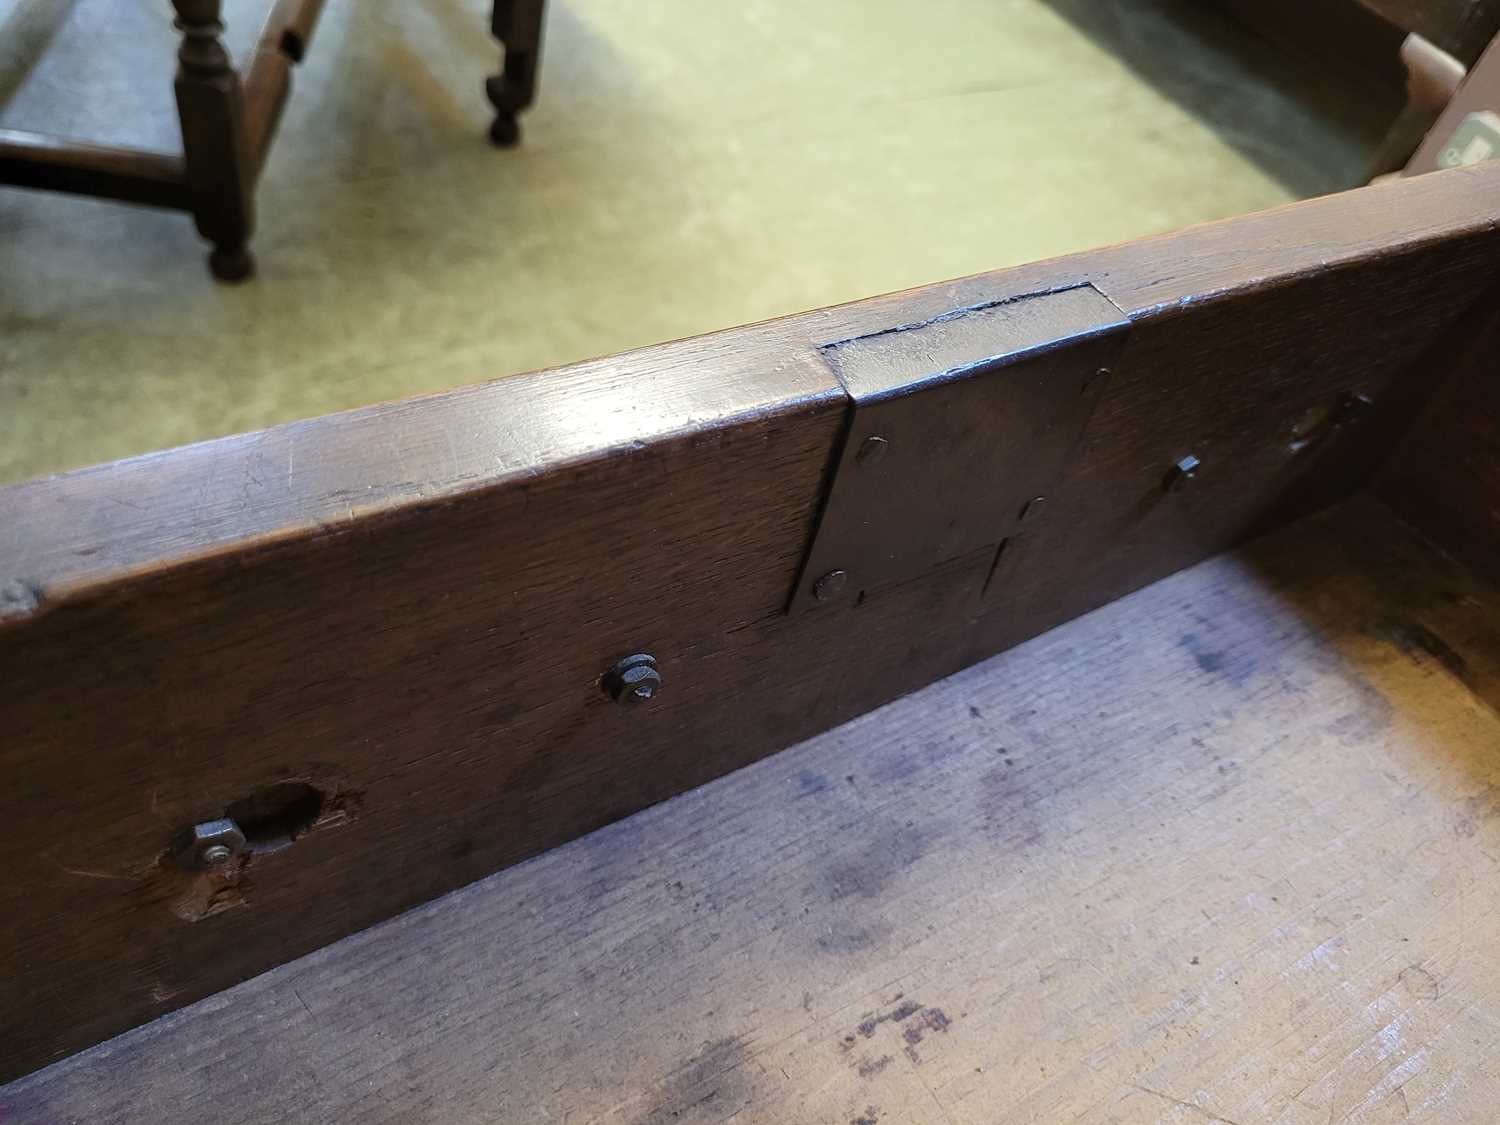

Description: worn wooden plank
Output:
[7,163,1500,596]
[1213,0,1408,86]
[1217,0,1498,75]
[6,495,1499,1123]
[1361,0,1500,64]
[2,164,1500,1080]
[1377,283,1500,581]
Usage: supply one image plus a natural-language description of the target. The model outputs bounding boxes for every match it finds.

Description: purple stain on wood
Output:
[851,1002,953,1069]
[823,826,933,903]
[856,1000,921,1037]
[897,1007,953,1064]
[796,768,830,796]
[856,1054,893,1078]
[1179,632,1256,686]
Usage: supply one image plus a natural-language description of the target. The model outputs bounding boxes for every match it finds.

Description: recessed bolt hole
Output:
[1287,402,1333,452]
[855,436,889,467]
[225,782,325,854]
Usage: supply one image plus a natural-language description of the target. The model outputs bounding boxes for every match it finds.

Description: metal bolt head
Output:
[1167,454,1201,492]
[812,569,849,602]
[1337,391,1374,426]
[604,653,662,706]
[172,817,246,872]
[855,436,889,467]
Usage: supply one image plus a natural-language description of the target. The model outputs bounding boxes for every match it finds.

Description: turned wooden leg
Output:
[486,0,545,147]
[171,0,256,281]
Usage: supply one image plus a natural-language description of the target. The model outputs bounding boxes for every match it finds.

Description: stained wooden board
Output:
[7,160,1500,596]
[8,494,1500,1124]
[1379,281,1500,584]
[6,162,1500,1080]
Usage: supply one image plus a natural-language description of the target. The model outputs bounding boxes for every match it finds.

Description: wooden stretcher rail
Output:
[0,129,190,210]
[243,0,330,179]
[267,0,328,62]
[242,47,292,182]
[2,162,1499,1081]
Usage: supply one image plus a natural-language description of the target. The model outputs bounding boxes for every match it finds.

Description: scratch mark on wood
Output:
[57,865,134,882]
[1128,1083,1244,1124]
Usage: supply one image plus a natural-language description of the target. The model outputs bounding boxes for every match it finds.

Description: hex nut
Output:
[1167,454,1201,492]
[172,818,246,872]
[812,569,849,602]
[604,653,662,706]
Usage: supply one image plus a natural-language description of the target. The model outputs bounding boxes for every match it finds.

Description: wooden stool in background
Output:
[0,0,547,281]
[487,0,545,148]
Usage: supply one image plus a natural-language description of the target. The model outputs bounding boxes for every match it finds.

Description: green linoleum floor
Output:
[0,0,1391,486]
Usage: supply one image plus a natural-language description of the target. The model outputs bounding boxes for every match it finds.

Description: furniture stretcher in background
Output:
[0,0,546,281]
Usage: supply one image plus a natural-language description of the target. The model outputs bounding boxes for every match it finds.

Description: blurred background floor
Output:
[0,0,1391,486]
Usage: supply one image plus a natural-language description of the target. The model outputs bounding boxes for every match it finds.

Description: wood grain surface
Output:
[8,162,1500,596]
[6,496,1500,1124]
[3,164,1500,1080]
[1218,0,1499,73]
[1214,0,1408,86]
[1362,0,1500,63]
[1378,289,1500,582]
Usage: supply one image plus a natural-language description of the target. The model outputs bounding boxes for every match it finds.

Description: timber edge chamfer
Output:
[3,162,1500,1082]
